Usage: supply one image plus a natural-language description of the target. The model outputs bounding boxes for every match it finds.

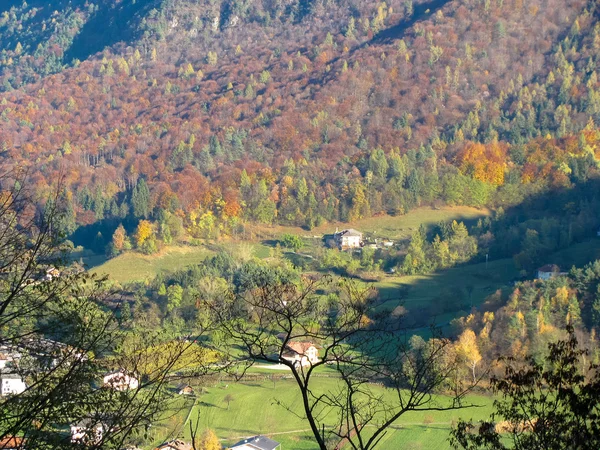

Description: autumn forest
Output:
[3,0,600,448]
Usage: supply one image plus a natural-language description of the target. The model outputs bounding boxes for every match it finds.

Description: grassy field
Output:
[373,237,600,334]
[151,378,494,449]
[87,245,212,284]
[80,206,489,285]
[87,217,600,448]
[250,206,491,241]
[545,238,600,270]
[86,242,272,284]
[331,206,490,240]
[375,257,519,323]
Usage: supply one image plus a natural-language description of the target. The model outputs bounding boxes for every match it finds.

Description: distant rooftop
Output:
[0,436,24,449]
[0,371,22,380]
[284,341,317,355]
[537,264,560,273]
[155,439,192,450]
[335,229,362,237]
[230,435,280,450]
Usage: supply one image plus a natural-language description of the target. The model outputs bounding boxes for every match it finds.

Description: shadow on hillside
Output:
[0,0,92,53]
[379,178,600,338]
[70,216,137,257]
[63,0,162,63]
[68,177,600,337]
[308,0,454,87]
[370,0,453,45]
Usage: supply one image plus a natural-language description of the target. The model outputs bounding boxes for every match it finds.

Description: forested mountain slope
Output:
[1,0,599,240]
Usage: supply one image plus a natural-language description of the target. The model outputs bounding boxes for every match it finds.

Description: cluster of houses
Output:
[0,331,297,450]
[328,228,394,251]
[1,339,286,450]
[0,337,89,399]
[0,339,144,447]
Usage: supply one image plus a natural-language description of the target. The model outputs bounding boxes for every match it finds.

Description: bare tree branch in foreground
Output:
[204,272,481,450]
[0,168,208,449]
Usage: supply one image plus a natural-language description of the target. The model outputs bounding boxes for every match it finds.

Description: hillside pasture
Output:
[86,242,271,284]
[250,206,490,242]
[82,207,489,285]
[375,258,519,328]
[153,378,494,449]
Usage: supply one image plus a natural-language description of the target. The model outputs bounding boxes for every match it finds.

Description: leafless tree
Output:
[205,272,480,450]
[0,168,206,449]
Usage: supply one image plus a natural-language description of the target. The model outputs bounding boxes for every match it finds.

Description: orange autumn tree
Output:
[111,223,129,255]
[456,141,507,185]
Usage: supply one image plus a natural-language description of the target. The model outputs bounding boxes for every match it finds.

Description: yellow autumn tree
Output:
[134,220,153,247]
[200,429,221,450]
[552,285,570,308]
[457,329,482,383]
[348,182,369,222]
[479,311,495,341]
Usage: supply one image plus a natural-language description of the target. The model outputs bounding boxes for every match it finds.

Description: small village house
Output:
[229,435,280,450]
[177,384,195,396]
[103,370,139,391]
[0,371,26,396]
[281,342,319,367]
[70,419,105,445]
[333,229,363,250]
[536,264,566,280]
[0,436,25,450]
[44,267,60,281]
[156,439,193,450]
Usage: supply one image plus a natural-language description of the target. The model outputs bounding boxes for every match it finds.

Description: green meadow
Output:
[252,206,490,241]
[86,242,271,284]
[150,378,495,450]
[81,208,600,449]
[84,206,490,285]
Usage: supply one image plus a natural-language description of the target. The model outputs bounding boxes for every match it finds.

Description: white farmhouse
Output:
[0,372,26,396]
[103,370,139,391]
[536,264,566,280]
[333,229,363,250]
[281,342,320,368]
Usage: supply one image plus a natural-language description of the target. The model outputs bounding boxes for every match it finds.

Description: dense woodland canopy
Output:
[3,1,600,447]
[0,0,598,252]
